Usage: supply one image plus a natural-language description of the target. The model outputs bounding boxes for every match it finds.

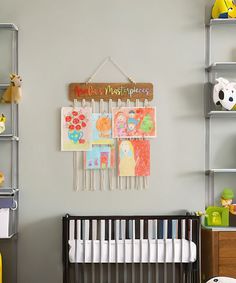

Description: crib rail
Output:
[63,215,200,283]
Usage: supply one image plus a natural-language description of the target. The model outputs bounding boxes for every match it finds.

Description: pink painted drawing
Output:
[61,107,92,151]
[112,107,156,138]
[118,140,150,176]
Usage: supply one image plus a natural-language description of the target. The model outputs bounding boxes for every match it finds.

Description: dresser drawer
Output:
[219,258,236,277]
[219,232,236,258]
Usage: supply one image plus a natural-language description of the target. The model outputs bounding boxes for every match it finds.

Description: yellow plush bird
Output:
[212,0,236,18]
[0,114,6,134]
[0,172,5,187]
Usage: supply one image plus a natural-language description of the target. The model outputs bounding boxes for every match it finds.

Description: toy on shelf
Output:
[1,73,22,103]
[205,206,229,227]
[213,78,236,111]
[221,188,234,207]
[212,0,236,19]
[207,277,236,283]
[0,114,6,134]
[204,188,236,227]
[0,172,4,187]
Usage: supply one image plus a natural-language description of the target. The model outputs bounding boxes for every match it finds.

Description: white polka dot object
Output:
[207,277,236,283]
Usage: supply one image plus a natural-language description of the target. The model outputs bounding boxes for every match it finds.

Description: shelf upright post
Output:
[205,116,211,207]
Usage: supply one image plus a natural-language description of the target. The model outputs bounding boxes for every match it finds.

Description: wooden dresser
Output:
[202,229,236,281]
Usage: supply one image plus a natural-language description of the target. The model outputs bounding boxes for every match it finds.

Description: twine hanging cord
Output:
[86,57,136,84]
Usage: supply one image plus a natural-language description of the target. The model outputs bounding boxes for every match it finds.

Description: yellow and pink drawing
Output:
[61,107,92,151]
[118,140,150,176]
[112,107,156,138]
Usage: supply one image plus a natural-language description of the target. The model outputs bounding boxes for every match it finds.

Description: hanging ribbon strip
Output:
[73,99,80,192]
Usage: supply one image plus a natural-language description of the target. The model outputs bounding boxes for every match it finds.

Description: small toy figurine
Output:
[0,172,5,186]
[0,114,6,134]
[207,277,236,283]
[1,73,22,103]
[212,0,236,19]
[221,188,234,207]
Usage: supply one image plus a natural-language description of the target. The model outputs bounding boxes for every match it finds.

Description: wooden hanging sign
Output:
[68,83,153,102]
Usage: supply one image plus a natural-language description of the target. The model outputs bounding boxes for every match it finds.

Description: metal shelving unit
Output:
[0,23,19,283]
[205,19,236,207]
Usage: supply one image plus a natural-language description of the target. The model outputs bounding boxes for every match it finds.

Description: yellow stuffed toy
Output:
[1,73,22,104]
[212,0,236,18]
[0,114,6,134]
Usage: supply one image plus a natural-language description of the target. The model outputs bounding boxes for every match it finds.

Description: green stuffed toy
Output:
[212,0,236,18]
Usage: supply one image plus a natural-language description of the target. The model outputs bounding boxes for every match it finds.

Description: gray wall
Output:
[1,0,205,282]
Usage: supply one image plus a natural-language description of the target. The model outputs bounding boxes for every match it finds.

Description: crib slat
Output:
[163,219,168,283]
[108,220,111,283]
[154,219,158,283]
[121,220,127,283]
[132,220,135,283]
[115,220,119,283]
[188,219,193,283]
[82,220,88,283]
[140,219,144,283]
[69,220,75,241]
[148,220,152,283]
[92,220,96,283]
[73,220,79,283]
[77,220,81,240]
[100,220,105,283]
[181,219,186,283]
[172,220,177,283]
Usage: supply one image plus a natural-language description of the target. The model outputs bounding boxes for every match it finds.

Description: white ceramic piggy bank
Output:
[207,277,236,283]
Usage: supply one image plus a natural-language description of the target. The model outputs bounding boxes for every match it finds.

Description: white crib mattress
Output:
[69,239,197,263]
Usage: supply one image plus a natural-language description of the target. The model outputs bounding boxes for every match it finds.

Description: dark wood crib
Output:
[63,214,200,283]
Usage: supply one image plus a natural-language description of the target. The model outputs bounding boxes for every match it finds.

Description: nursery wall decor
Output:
[118,140,150,176]
[112,107,156,138]
[61,107,92,151]
[91,113,113,144]
[84,145,115,170]
[63,57,155,191]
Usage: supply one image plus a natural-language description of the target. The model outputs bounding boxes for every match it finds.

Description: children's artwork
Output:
[112,107,156,138]
[84,146,115,170]
[118,140,150,176]
[92,113,113,145]
[61,107,92,151]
